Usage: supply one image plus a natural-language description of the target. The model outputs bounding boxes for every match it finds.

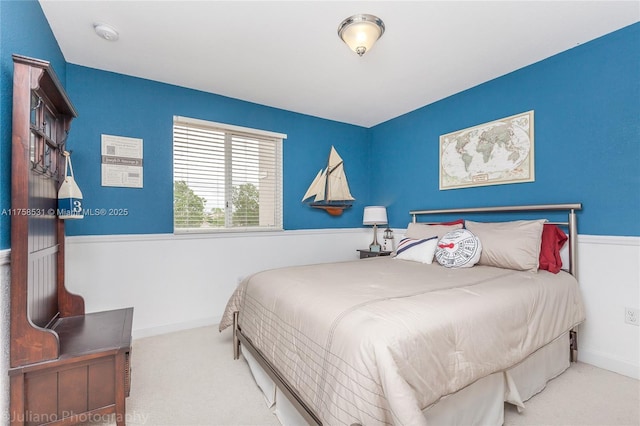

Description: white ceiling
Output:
[39,1,639,128]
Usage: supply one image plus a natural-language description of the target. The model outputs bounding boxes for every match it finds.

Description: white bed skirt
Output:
[242,332,570,426]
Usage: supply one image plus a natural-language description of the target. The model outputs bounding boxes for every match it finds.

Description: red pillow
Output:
[432,219,464,226]
[539,224,568,273]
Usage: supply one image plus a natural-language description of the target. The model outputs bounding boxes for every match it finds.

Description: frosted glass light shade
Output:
[363,206,387,225]
[338,14,385,56]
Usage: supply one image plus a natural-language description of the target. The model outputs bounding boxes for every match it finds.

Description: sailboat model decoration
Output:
[302,146,355,216]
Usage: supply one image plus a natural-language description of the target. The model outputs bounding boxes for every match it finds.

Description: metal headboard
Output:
[409,203,582,278]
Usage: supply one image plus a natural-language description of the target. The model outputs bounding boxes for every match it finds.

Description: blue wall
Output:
[371,23,640,236]
[63,66,370,236]
[0,0,68,249]
[0,1,370,243]
[1,1,638,247]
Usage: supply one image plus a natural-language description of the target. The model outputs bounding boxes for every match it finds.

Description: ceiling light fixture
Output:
[94,23,119,41]
[338,14,385,57]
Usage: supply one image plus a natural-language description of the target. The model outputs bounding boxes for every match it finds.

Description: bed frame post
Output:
[570,329,578,363]
[568,208,580,363]
[233,311,240,360]
[568,208,578,280]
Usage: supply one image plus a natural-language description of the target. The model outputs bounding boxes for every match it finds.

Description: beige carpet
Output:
[85,325,639,426]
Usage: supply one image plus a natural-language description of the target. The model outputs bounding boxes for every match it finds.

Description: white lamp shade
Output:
[363,206,387,225]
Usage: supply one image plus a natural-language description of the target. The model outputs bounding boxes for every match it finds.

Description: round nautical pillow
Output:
[435,229,482,268]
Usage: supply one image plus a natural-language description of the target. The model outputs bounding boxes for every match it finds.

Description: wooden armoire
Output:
[8,54,133,426]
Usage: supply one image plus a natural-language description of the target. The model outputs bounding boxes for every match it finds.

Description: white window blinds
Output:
[173,116,284,233]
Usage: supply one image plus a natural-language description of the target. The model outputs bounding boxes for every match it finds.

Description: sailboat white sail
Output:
[302,169,325,202]
[302,146,354,216]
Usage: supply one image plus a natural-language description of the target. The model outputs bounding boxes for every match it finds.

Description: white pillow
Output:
[393,236,439,264]
[435,229,482,268]
[465,219,545,271]
[405,222,464,240]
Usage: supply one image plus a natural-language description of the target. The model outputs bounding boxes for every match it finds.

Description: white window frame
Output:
[173,115,285,234]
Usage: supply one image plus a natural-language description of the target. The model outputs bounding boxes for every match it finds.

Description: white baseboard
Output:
[579,348,640,379]
[132,316,220,340]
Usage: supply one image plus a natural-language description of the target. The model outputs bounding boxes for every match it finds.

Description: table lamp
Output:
[363,206,387,252]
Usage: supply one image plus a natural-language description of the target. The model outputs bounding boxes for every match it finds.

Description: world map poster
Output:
[439,111,534,190]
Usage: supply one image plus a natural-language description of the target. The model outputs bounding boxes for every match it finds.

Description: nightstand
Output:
[357,249,392,259]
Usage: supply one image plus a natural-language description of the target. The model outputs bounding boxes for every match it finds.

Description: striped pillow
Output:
[393,236,439,264]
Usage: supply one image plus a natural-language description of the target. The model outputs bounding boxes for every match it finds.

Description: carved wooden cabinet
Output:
[9,54,133,426]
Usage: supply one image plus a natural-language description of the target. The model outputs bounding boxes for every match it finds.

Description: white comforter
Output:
[220,258,585,426]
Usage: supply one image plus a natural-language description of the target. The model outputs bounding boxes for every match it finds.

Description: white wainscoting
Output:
[65,229,374,339]
[574,235,640,379]
[1,231,632,383]
[1,249,11,424]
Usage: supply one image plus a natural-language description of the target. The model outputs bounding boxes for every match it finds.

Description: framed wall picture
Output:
[101,134,144,188]
[439,110,534,190]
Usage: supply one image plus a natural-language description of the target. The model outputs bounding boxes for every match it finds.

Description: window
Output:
[173,116,284,233]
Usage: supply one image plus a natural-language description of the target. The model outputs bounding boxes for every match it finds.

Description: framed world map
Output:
[439,110,534,190]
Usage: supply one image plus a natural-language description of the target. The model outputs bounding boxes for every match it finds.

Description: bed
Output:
[219,203,585,425]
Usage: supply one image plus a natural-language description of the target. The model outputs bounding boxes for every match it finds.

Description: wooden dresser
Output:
[8,54,133,426]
